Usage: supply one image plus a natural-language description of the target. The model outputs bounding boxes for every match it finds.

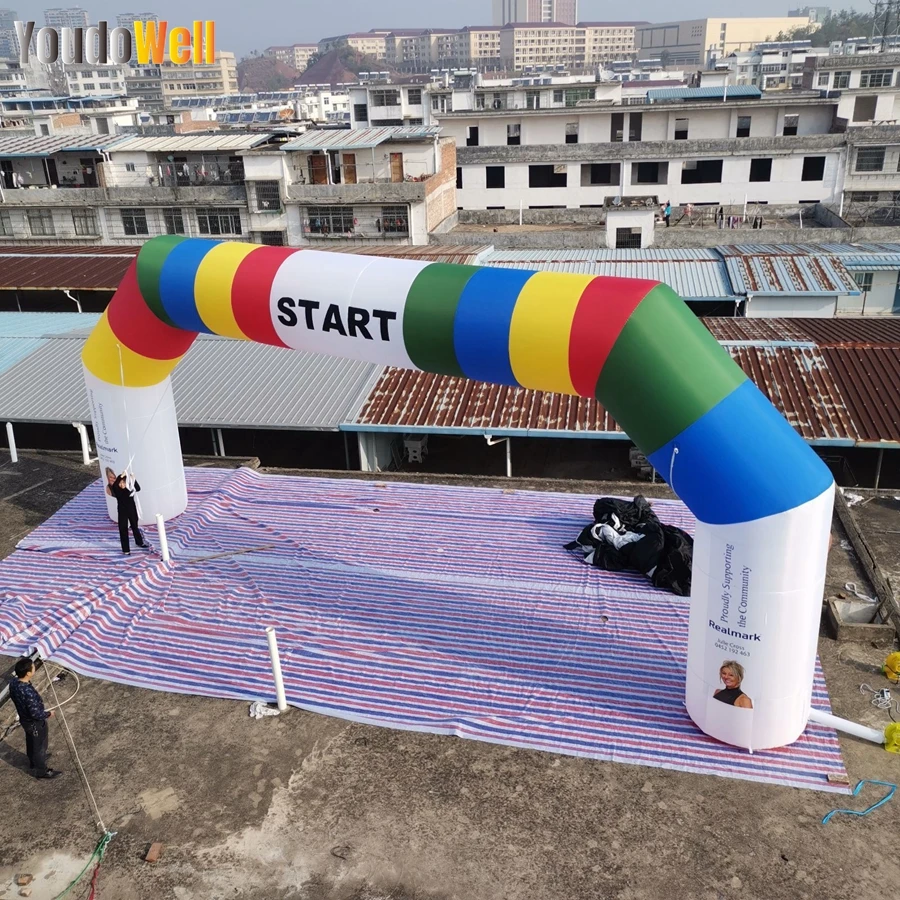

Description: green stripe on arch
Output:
[136,235,186,328]
[596,283,748,455]
[403,263,480,376]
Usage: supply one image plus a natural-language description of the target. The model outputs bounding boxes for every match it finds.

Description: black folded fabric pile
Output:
[564,495,693,597]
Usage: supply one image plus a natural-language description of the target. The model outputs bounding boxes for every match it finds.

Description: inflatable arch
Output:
[81,236,835,752]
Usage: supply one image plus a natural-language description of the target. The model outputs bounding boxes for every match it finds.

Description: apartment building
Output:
[124,65,163,108]
[43,6,88,30]
[804,51,900,126]
[0,93,140,135]
[493,0,579,26]
[160,52,238,100]
[726,42,829,91]
[637,17,809,67]
[318,32,390,60]
[65,65,128,97]
[264,44,319,72]
[0,126,458,249]
[438,81,881,211]
[499,22,585,69]
[349,84,428,127]
[582,23,645,66]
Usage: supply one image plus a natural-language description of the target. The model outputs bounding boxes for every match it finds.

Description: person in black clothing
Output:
[107,469,148,555]
[8,658,62,779]
[714,660,753,709]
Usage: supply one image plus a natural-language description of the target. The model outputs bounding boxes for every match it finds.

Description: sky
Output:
[9,0,871,59]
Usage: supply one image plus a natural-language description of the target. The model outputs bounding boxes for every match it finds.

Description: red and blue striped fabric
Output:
[0,468,849,792]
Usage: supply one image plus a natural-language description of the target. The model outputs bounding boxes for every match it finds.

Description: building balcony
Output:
[0,184,247,206]
[285,181,427,204]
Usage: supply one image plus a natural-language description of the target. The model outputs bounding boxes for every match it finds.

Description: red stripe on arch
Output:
[568,277,658,397]
[107,260,197,360]
[232,247,301,348]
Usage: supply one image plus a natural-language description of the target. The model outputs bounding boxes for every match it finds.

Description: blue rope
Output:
[822,780,896,825]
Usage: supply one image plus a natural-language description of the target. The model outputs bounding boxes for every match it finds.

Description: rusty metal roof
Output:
[704,316,900,347]
[329,245,491,265]
[725,254,860,296]
[352,317,900,446]
[0,250,137,291]
[821,347,900,445]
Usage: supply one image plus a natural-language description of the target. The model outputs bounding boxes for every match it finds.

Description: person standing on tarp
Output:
[8,658,62,780]
[110,472,149,555]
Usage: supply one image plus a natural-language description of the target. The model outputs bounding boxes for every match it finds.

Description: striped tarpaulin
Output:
[0,468,849,792]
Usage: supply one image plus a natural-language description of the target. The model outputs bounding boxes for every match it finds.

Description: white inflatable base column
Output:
[83,368,187,525]
[685,486,835,751]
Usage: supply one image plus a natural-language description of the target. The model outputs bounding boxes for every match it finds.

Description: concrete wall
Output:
[745,295,837,317]
[838,270,899,315]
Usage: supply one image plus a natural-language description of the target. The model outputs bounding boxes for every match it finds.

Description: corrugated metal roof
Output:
[703,315,900,346]
[0,245,141,255]
[0,252,136,290]
[281,126,441,152]
[822,347,900,444]
[725,255,860,296]
[106,134,276,153]
[0,329,383,429]
[0,133,122,157]
[647,85,761,101]
[0,312,97,378]
[329,244,491,265]
[481,249,734,300]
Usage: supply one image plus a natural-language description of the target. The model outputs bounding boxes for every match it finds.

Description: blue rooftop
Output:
[647,85,762,102]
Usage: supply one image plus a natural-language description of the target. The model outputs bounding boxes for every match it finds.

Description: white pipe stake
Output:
[808,708,884,745]
[266,626,288,712]
[6,421,16,463]
[155,513,170,562]
[73,422,91,465]
[505,438,512,478]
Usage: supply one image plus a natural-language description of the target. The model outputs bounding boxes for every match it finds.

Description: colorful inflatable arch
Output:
[81,236,835,752]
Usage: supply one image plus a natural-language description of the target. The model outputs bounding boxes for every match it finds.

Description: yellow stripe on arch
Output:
[508,272,592,395]
[82,309,183,387]
[193,242,259,339]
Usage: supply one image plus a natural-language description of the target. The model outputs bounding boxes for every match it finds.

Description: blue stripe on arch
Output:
[157,239,221,334]
[453,267,534,386]
[647,379,834,525]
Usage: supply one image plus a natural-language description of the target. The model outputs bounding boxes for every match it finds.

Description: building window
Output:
[629,112,642,142]
[407,88,422,104]
[854,272,874,292]
[257,231,285,246]
[615,227,641,249]
[486,166,505,189]
[674,118,689,140]
[197,207,242,235]
[354,103,368,122]
[71,209,97,235]
[121,208,149,236]
[736,115,751,138]
[681,160,723,184]
[817,72,830,87]
[581,163,620,186]
[27,210,55,236]
[553,89,563,103]
[526,90,541,110]
[467,126,479,147]
[860,69,893,88]
[749,158,772,182]
[611,111,624,142]
[507,123,521,146]
[0,210,12,236]
[853,95,877,122]
[163,208,185,235]
[564,87,595,106]
[801,156,826,181]
[381,205,408,234]
[633,161,668,185]
[782,114,799,136]
[371,89,400,106]
[529,164,567,188]
[307,205,353,234]
[254,180,282,212]
[456,167,463,189]
[832,70,850,89]
[565,122,578,144]
[856,146,886,173]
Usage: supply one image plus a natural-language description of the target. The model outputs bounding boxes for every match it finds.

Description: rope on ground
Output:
[51,830,114,900]
[42,660,108,834]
